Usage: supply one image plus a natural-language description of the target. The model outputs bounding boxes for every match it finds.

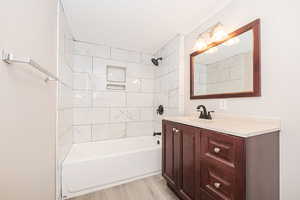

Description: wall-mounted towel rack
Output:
[1,50,59,82]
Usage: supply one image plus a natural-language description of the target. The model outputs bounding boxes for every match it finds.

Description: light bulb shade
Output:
[193,38,207,51]
[212,23,228,42]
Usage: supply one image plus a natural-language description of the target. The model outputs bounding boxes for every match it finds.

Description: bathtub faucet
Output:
[153,132,161,136]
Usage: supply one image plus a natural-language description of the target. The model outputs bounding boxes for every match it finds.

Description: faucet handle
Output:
[207,111,215,120]
[200,111,205,119]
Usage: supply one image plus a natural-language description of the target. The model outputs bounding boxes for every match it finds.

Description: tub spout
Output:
[153,132,161,136]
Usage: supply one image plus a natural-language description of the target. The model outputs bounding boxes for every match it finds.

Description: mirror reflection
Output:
[193,30,254,96]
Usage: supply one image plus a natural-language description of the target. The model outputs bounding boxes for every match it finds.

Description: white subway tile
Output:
[57,128,73,161]
[73,42,93,56]
[110,108,127,122]
[140,108,154,121]
[73,73,91,90]
[154,121,162,132]
[127,121,154,137]
[90,74,107,91]
[168,90,179,108]
[165,51,179,72]
[91,44,110,58]
[126,93,154,107]
[167,70,179,91]
[60,64,73,87]
[64,40,74,69]
[166,108,180,117]
[58,84,73,109]
[92,123,126,141]
[126,78,141,92]
[111,48,140,63]
[93,91,126,107]
[107,108,140,123]
[92,58,106,75]
[141,53,154,66]
[58,109,73,134]
[73,125,92,143]
[73,108,91,125]
[127,63,154,79]
[141,79,154,93]
[92,108,110,124]
[73,90,92,107]
[73,55,92,73]
[159,76,169,94]
[154,93,168,107]
[93,58,127,74]
[126,108,140,122]
[73,41,110,58]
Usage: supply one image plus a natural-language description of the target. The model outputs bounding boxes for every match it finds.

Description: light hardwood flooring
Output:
[70,175,179,200]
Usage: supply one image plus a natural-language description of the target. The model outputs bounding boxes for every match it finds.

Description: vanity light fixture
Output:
[193,37,207,51]
[193,22,228,51]
[211,23,228,42]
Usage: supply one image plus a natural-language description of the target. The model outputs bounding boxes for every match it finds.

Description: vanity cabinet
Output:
[162,120,279,200]
[162,121,199,200]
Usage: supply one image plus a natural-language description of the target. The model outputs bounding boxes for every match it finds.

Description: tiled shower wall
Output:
[154,35,185,132]
[57,4,74,200]
[72,41,157,143]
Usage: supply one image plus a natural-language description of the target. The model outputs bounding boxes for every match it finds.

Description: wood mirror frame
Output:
[190,19,261,99]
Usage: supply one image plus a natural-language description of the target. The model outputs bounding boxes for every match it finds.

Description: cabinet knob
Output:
[172,128,180,133]
[213,147,221,153]
[214,182,221,189]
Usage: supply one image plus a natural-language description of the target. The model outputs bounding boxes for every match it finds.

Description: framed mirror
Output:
[190,19,261,99]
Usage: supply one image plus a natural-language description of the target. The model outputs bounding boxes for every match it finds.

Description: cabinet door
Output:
[173,127,182,187]
[162,121,176,186]
[178,124,198,200]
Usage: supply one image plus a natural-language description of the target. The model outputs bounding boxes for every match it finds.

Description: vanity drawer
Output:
[200,161,236,200]
[200,129,244,169]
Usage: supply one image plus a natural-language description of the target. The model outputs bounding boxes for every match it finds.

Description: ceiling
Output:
[61,0,232,53]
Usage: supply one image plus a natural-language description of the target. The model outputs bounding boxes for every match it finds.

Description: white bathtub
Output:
[62,136,162,199]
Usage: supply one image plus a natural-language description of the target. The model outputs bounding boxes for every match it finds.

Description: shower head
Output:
[151,57,163,66]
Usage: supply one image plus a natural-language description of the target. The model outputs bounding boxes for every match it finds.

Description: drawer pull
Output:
[213,147,221,153]
[214,182,221,189]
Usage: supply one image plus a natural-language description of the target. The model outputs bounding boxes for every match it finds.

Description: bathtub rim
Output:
[64,136,161,164]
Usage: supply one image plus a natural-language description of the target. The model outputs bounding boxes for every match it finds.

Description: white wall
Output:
[57,3,74,199]
[0,1,57,200]
[154,35,185,131]
[72,41,156,142]
[184,0,300,199]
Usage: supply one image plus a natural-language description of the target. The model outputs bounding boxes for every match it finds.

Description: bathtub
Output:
[62,136,162,199]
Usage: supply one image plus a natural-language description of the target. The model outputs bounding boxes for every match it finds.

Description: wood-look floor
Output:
[70,175,179,200]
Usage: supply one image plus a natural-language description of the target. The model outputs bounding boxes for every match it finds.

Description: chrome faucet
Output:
[197,105,214,120]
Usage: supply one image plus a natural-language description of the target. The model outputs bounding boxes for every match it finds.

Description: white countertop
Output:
[163,114,280,138]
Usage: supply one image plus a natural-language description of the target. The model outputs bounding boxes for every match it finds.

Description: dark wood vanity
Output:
[162,120,279,200]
